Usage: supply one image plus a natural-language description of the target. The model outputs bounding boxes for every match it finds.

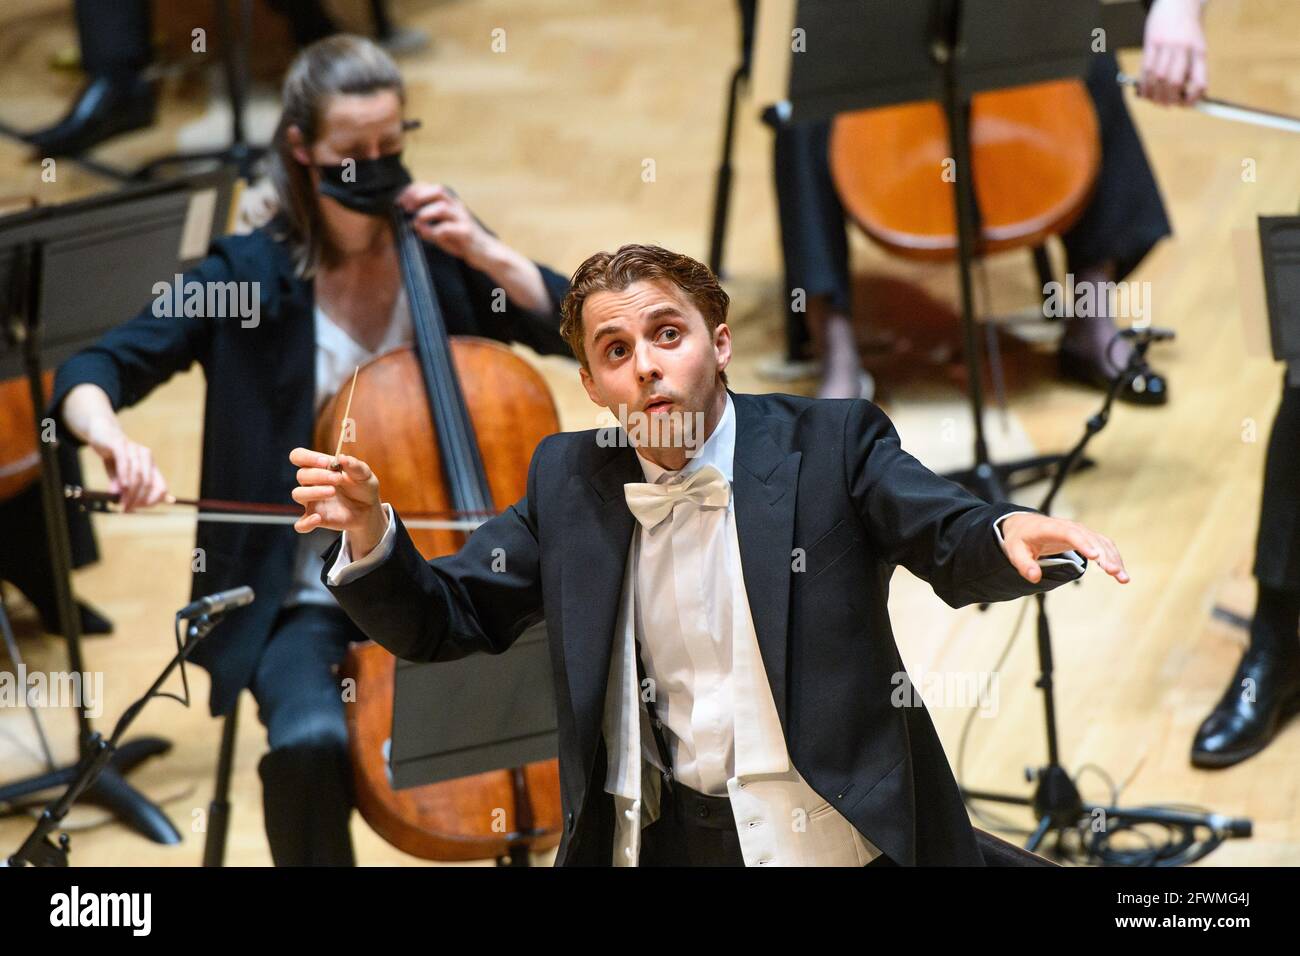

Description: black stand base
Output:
[133,142,265,184]
[964,776,1252,863]
[0,737,181,846]
[942,452,1095,501]
[965,761,1084,853]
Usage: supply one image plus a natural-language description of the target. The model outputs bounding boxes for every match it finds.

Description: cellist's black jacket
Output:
[323,389,1087,865]
[50,220,573,715]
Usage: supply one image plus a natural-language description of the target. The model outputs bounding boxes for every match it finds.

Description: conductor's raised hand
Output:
[289,448,387,560]
[997,513,1130,586]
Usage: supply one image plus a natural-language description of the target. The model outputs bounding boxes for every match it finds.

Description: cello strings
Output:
[397,214,494,513]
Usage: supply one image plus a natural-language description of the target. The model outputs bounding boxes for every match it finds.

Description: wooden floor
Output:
[1,0,1298,865]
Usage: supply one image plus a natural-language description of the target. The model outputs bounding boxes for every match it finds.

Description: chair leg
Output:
[202,696,239,867]
[368,0,395,40]
[1033,244,1059,320]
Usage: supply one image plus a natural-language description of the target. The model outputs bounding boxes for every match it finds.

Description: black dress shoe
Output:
[25,74,156,157]
[34,600,115,637]
[1058,347,1169,406]
[1190,647,1300,769]
[76,601,114,636]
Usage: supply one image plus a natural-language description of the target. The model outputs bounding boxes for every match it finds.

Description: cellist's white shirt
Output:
[284,288,411,609]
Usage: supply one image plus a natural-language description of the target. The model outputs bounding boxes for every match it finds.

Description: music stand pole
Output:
[930,2,1093,501]
[933,23,1002,503]
[0,240,180,846]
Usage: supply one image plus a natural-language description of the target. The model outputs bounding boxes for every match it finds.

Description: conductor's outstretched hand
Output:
[998,513,1129,585]
[289,448,387,561]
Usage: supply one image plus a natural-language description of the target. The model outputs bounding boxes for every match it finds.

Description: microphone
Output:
[177,586,254,620]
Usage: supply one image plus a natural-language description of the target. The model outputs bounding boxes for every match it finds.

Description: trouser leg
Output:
[250,604,359,866]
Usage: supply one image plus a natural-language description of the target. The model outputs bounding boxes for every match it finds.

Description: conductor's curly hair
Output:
[560,244,730,387]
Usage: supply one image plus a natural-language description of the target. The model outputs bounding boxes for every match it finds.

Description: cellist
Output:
[48,34,573,865]
[764,0,1205,403]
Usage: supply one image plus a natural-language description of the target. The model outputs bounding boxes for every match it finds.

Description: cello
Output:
[0,372,53,502]
[310,205,564,863]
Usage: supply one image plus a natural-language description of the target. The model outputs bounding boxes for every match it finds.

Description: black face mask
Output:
[316,152,413,215]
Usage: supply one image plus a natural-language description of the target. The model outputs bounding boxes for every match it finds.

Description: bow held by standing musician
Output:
[294,243,1130,866]
[47,34,574,867]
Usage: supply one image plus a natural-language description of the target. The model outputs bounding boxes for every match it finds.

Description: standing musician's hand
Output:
[289,448,387,560]
[397,182,495,267]
[86,425,168,512]
[1140,0,1209,107]
[997,513,1130,586]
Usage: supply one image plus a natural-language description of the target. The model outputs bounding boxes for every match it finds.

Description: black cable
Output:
[956,597,1037,837]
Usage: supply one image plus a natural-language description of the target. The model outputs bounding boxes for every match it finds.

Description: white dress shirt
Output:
[607,392,880,865]
[623,394,741,795]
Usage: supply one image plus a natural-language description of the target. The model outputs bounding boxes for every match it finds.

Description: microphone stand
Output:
[962,330,1252,864]
[6,608,237,867]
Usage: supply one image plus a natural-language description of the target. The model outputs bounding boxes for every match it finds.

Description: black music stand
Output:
[1258,216,1300,363]
[0,169,236,844]
[390,619,559,866]
[762,0,1102,500]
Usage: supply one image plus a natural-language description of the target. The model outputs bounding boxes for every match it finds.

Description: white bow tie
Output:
[623,464,731,530]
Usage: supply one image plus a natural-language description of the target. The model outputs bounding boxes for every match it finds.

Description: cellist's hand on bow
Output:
[1140,0,1209,106]
[93,430,169,513]
[289,448,387,560]
[64,383,168,512]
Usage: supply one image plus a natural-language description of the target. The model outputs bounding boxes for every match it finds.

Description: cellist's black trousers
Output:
[74,0,150,79]
[249,604,361,866]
